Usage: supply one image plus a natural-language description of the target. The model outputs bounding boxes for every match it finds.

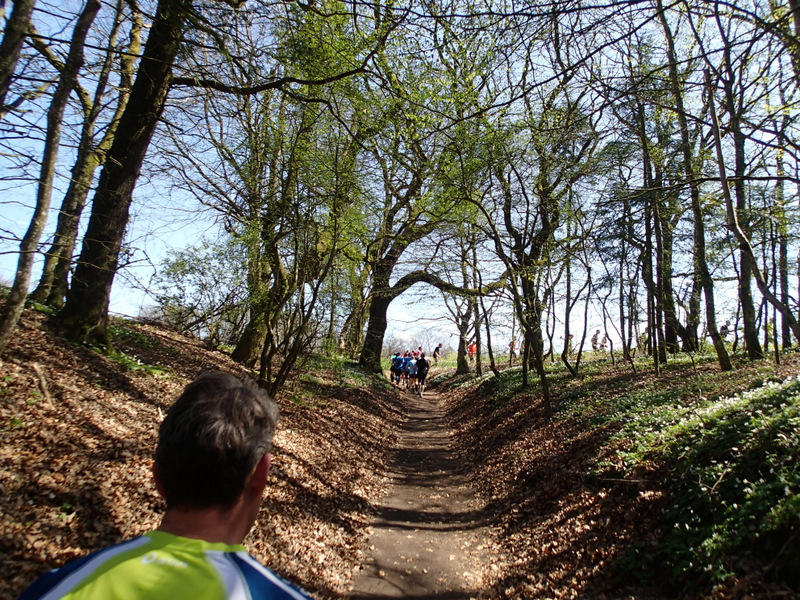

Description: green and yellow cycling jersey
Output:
[19,531,312,600]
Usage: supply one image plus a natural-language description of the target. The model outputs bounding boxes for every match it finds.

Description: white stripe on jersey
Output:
[37,536,152,600]
[205,552,250,600]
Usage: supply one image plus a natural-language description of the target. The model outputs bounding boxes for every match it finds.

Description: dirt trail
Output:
[348,380,492,599]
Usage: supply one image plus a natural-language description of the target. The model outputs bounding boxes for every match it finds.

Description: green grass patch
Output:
[31,302,57,316]
[466,350,799,593]
[303,354,372,387]
[105,349,169,377]
[291,354,382,407]
[108,322,164,350]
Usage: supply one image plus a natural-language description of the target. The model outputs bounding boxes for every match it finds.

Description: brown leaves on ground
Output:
[445,383,665,599]
[0,307,398,600]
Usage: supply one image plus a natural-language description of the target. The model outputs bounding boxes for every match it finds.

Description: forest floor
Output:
[1,305,798,599]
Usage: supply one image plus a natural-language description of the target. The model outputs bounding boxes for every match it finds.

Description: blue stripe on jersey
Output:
[229,553,312,600]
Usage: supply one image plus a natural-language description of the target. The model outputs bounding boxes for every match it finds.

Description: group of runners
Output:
[389,347,434,396]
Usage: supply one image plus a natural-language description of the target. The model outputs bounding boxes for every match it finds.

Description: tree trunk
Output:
[59,0,189,346]
[618,229,628,360]
[785,0,800,84]
[0,0,37,119]
[338,295,368,357]
[561,234,577,375]
[775,110,792,349]
[472,298,482,377]
[479,293,500,377]
[739,239,763,358]
[231,313,267,367]
[455,308,471,375]
[30,149,101,307]
[656,1,730,369]
[0,0,100,354]
[30,0,140,306]
[779,194,791,349]
[527,303,551,420]
[359,293,392,373]
[706,69,800,350]
[641,159,660,374]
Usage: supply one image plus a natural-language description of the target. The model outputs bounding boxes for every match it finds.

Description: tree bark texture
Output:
[0,0,37,118]
[656,1,731,369]
[0,0,100,355]
[706,69,800,352]
[59,0,190,346]
[31,1,140,306]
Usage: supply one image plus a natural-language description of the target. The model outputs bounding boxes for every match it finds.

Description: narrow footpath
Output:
[348,380,493,599]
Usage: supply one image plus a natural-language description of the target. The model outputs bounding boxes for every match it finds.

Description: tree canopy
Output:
[1,0,799,390]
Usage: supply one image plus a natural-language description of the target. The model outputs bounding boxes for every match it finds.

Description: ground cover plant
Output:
[446,353,800,598]
[624,376,800,592]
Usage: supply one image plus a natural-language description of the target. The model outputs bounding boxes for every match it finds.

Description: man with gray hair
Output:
[20,372,312,600]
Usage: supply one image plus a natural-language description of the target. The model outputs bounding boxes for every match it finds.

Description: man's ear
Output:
[153,462,166,500]
[249,453,271,493]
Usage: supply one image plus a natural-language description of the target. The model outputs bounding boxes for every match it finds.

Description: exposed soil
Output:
[349,380,493,599]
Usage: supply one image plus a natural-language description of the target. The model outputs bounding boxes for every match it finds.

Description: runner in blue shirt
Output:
[408,356,418,392]
[401,352,413,388]
[390,352,404,384]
